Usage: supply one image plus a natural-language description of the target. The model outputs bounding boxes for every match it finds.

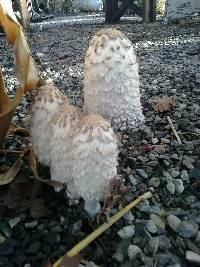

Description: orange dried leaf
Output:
[152,97,176,112]
[0,158,22,185]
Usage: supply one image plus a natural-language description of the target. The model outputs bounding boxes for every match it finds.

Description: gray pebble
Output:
[129,175,138,186]
[158,236,171,250]
[127,245,142,260]
[117,225,135,239]
[150,214,165,232]
[195,232,200,243]
[136,169,148,179]
[123,212,135,224]
[166,181,175,194]
[144,220,157,234]
[167,215,181,232]
[174,179,184,193]
[147,237,159,254]
[149,177,160,188]
[151,138,159,144]
[112,252,124,262]
[24,221,38,229]
[177,221,199,239]
[8,217,21,228]
[156,253,170,266]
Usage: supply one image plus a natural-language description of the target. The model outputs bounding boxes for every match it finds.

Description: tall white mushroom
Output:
[30,84,119,206]
[30,84,69,166]
[84,28,145,131]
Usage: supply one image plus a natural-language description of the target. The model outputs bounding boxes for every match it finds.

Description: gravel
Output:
[0,13,200,267]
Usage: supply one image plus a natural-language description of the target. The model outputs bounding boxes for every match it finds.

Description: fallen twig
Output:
[53,191,153,267]
[167,116,182,144]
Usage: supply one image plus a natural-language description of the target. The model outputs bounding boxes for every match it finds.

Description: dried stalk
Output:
[167,116,182,144]
[53,191,153,267]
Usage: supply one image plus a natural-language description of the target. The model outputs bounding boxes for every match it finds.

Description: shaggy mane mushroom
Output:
[84,28,145,131]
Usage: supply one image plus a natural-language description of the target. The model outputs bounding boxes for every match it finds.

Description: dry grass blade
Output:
[152,96,176,112]
[53,191,153,267]
[0,158,22,185]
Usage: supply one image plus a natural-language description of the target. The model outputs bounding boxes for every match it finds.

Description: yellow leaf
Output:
[0,158,22,185]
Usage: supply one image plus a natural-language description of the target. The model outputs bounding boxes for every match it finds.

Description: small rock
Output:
[167,215,181,232]
[166,181,175,194]
[123,212,134,224]
[27,241,41,254]
[158,236,171,250]
[182,156,194,169]
[129,175,138,186]
[136,169,148,179]
[24,221,38,229]
[185,196,196,204]
[186,251,200,265]
[8,217,21,228]
[137,201,150,213]
[156,253,170,266]
[149,177,160,188]
[151,138,159,144]
[0,234,6,244]
[195,231,200,243]
[189,168,200,180]
[112,252,124,262]
[177,221,199,239]
[51,225,62,234]
[117,225,135,239]
[163,171,173,182]
[127,245,142,260]
[161,138,170,144]
[173,179,184,193]
[147,237,159,254]
[144,220,157,234]
[181,170,190,181]
[150,214,165,233]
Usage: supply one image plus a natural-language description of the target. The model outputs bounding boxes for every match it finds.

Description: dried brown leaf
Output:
[7,123,29,136]
[0,1,40,145]
[28,147,65,189]
[42,260,53,267]
[152,97,176,112]
[98,178,130,222]
[0,67,14,146]
[0,158,22,185]
[59,254,82,267]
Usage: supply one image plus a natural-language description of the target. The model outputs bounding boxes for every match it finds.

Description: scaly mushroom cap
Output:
[30,84,69,166]
[49,104,84,197]
[70,114,118,201]
[84,28,144,131]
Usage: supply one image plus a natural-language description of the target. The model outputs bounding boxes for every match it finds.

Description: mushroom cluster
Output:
[30,84,118,203]
[30,28,145,209]
[84,28,144,131]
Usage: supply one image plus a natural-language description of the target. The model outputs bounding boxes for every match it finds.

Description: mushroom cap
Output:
[30,84,69,166]
[70,114,118,201]
[84,28,144,131]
